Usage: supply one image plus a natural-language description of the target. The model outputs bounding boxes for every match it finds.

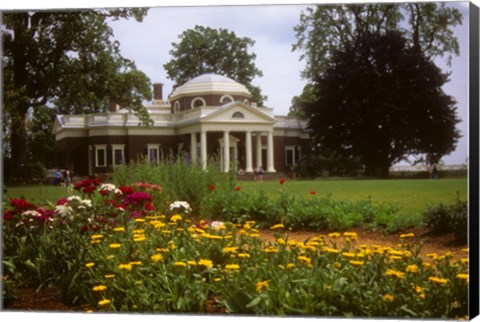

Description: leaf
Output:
[246,295,262,308]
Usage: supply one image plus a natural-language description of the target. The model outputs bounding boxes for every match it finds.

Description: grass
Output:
[238,178,467,217]
[3,178,467,218]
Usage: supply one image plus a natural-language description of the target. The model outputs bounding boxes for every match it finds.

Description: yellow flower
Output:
[109,243,121,249]
[426,253,438,260]
[298,256,312,266]
[113,227,125,232]
[343,232,358,238]
[91,240,102,244]
[456,273,469,281]
[270,223,285,230]
[170,214,183,222]
[223,246,239,253]
[399,233,415,238]
[256,280,269,293]
[91,234,104,239]
[389,255,402,261]
[187,260,197,266]
[150,254,164,263]
[429,276,448,285]
[104,274,115,279]
[349,260,364,267]
[198,259,213,268]
[214,278,222,282]
[118,263,132,271]
[406,264,419,273]
[328,232,340,238]
[385,269,405,279]
[132,229,144,234]
[134,218,146,223]
[264,246,279,253]
[106,255,115,260]
[225,264,240,270]
[461,248,468,253]
[98,299,111,306]
[249,233,260,238]
[238,253,250,258]
[92,285,107,291]
[342,252,356,258]
[460,258,469,264]
[246,220,256,225]
[333,262,342,269]
[287,263,295,270]
[85,262,95,268]
[129,261,142,266]
[383,294,394,302]
[174,261,187,267]
[323,247,339,254]
[276,238,286,245]
[133,236,146,242]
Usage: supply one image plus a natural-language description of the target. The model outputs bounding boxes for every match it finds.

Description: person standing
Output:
[64,169,72,186]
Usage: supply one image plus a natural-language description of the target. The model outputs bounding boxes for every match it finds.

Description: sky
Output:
[1,0,477,166]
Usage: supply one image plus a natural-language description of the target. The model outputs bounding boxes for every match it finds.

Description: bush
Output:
[423,195,467,243]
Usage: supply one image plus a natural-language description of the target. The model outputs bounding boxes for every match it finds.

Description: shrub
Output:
[423,195,467,243]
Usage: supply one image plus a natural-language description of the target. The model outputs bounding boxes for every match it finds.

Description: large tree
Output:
[3,9,152,180]
[164,25,266,105]
[303,32,460,178]
[292,2,463,80]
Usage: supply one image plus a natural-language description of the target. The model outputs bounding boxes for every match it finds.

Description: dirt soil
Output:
[3,227,467,313]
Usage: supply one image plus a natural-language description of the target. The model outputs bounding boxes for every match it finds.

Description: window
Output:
[232,111,245,119]
[285,146,302,166]
[220,95,234,104]
[95,145,107,167]
[191,97,206,109]
[112,144,125,166]
[243,99,249,106]
[174,101,181,113]
[147,144,161,163]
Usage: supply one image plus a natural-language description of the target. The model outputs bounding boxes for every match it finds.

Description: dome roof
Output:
[170,73,251,99]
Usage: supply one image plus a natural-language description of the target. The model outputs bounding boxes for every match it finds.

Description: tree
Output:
[292,2,463,80]
[164,25,266,105]
[2,9,152,181]
[303,32,460,178]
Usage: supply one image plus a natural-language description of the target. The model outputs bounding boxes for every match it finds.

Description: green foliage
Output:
[303,32,460,178]
[423,196,467,243]
[111,154,237,215]
[293,2,463,80]
[163,25,265,105]
[2,9,151,180]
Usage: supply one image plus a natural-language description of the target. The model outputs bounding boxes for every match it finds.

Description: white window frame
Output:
[285,146,296,166]
[111,144,125,166]
[220,94,234,104]
[147,144,161,163]
[191,97,206,109]
[232,111,245,119]
[95,144,107,167]
[174,101,181,113]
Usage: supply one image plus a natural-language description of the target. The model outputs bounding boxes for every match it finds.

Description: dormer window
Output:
[191,97,206,109]
[220,94,234,104]
[243,99,250,106]
[232,112,245,119]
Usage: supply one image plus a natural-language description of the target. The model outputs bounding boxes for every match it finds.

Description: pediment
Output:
[200,102,277,124]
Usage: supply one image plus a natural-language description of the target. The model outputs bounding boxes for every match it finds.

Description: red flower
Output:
[82,186,96,194]
[310,191,317,195]
[145,202,154,211]
[10,198,36,212]
[99,189,109,196]
[279,178,286,185]
[56,198,68,206]
[124,192,153,206]
[209,184,215,191]
[119,186,135,196]
[235,186,241,191]
[80,225,89,232]
[3,211,14,220]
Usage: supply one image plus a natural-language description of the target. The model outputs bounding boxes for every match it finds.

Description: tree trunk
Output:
[364,155,391,178]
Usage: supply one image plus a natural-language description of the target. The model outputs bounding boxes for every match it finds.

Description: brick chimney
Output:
[153,83,163,102]
[108,99,119,112]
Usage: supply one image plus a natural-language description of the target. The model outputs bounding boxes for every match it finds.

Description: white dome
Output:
[170,73,251,99]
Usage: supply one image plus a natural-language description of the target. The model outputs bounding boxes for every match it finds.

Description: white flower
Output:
[98,183,122,195]
[81,199,92,208]
[55,205,73,217]
[67,196,82,202]
[168,201,192,213]
[210,221,225,229]
[22,210,41,217]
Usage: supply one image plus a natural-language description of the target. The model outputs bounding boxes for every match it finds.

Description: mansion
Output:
[53,74,310,176]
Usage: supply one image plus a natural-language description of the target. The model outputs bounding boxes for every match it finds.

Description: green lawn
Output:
[3,178,467,217]
[238,178,467,216]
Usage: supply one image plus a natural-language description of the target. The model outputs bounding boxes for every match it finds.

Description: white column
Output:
[256,132,262,169]
[190,132,197,163]
[200,130,207,170]
[245,131,253,172]
[223,130,230,172]
[267,131,276,173]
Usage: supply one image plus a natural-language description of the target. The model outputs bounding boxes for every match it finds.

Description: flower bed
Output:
[2,179,469,318]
